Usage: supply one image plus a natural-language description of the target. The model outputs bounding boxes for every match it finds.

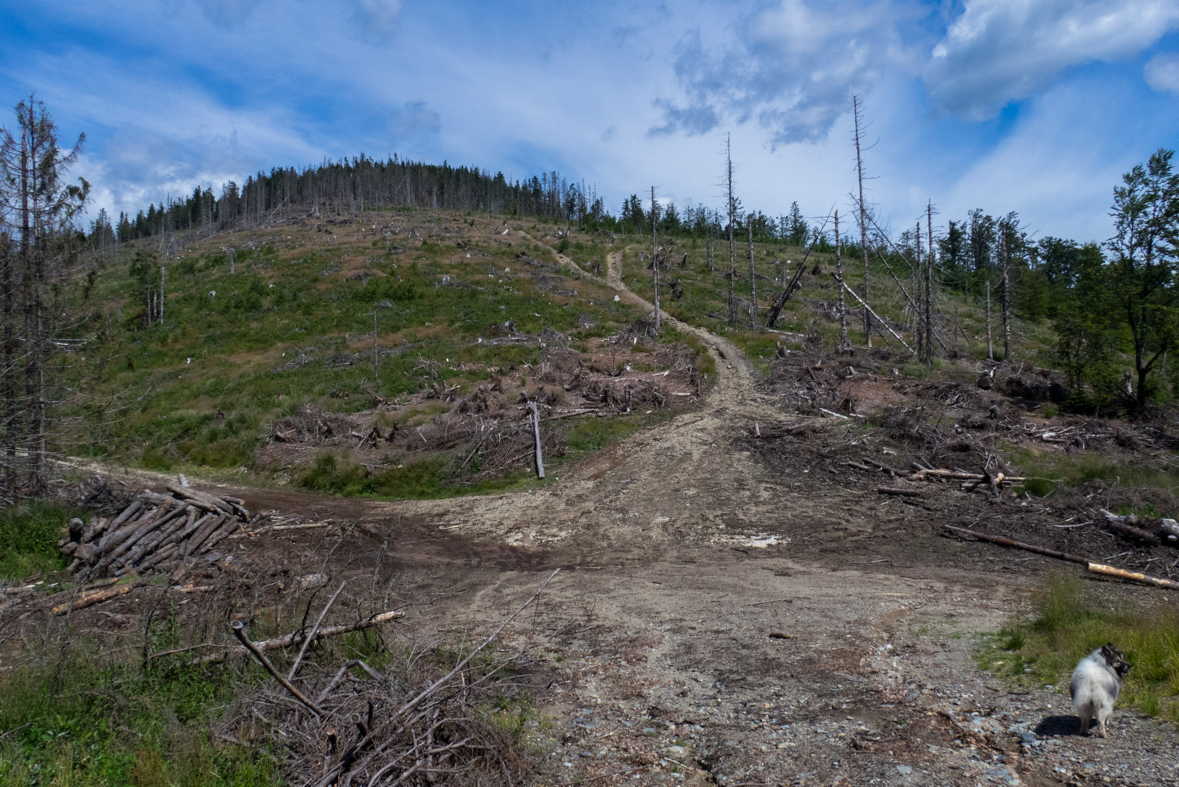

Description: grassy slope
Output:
[58,211,707,491]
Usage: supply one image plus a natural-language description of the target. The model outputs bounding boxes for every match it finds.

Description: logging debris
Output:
[942,525,1178,590]
[59,485,251,581]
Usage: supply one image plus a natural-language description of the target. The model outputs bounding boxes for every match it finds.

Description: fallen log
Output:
[941,525,1089,564]
[1104,520,1161,547]
[167,483,234,515]
[51,581,145,616]
[183,513,225,558]
[192,610,406,664]
[1088,563,1178,589]
[878,486,922,497]
[107,500,143,531]
[199,517,241,555]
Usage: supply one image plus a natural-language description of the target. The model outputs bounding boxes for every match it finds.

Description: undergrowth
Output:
[0,641,278,786]
[0,502,84,582]
[977,572,1179,721]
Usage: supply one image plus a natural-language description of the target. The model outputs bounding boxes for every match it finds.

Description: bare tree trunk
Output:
[160,266,165,326]
[747,221,757,327]
[21,103,45,495]
[1001,234,1010,362]
[925,202,935,365]
[726,135,736,326]
[853,96,871,347]
[986,279,993,362]
[651,186,660,332]
[835,211,849,353]
[1,231,13,495]
[915,220,923,361]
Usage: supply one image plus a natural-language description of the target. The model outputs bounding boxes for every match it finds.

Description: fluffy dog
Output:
[1070,643,1131,737]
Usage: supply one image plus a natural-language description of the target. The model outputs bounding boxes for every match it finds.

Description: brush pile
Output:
[219,572,558,785]
[59,483,250,579]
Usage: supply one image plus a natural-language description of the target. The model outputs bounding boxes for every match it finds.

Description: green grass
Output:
[0,501,84,582]
[1010,448,1179,510]
[564,414,644,452]
[52,212,715,492]
[298,453,535,499]
[0,642,279,786]
[976,572,1179,721]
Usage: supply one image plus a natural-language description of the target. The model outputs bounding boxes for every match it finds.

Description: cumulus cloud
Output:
[651,0,904,146]
[1145,51,1179,93]
[388,100,440,138]
[924,0,1179,119]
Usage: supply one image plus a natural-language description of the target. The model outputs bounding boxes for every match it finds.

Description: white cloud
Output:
[652,0,906,145]
[924,0,1179,119]
[1145,51,1179,93]
[388,100,440,138]
[354,0,402,39]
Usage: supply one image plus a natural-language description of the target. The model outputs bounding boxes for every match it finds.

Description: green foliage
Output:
[565,415,642,452]
[298,453,513,499]
[0,502,82,581]
[1011,448,1179,507]
[0,642,280,786]
[979,572,1179,720]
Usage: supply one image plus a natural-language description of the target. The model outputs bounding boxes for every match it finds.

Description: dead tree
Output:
[1001,232,1011,362]
[853,95,872,346]
[747,221,757,327]
[925,202,935,365]
[986,279,993,362]
[650,186,661,332]
[835,211,850,353]
[0,97,88,495]
[725,134,737,326]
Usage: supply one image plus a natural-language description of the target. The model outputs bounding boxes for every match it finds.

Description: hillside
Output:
[64,210,716,496]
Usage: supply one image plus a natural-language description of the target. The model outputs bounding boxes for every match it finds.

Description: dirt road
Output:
[58,251,1179,785]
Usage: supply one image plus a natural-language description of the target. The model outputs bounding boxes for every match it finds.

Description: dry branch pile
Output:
[215,573,557,786]
[59,483,251,581]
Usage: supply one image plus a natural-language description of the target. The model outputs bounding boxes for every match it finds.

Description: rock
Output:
[896,764,912,775]
[299,573,329,590]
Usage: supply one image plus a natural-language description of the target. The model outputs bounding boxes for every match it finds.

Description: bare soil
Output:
[9,250,1179,786]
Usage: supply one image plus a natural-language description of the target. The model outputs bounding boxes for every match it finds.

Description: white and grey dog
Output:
[1070,643,1131,737]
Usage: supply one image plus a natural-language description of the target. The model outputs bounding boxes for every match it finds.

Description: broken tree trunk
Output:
[529,401,545,479]
[1088,563,1178,589]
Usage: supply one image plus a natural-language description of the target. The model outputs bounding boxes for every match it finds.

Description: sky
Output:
[4,0,1179,245]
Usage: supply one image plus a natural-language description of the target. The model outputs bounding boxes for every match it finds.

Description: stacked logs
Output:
[59,483,250,579]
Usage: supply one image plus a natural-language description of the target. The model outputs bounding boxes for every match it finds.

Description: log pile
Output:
[59,484,250,580]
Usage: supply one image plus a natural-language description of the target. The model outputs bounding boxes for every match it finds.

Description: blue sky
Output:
[4,0,1179,244]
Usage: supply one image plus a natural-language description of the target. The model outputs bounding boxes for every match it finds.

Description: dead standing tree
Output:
[925,202,936,365]
[0,97,88,496]
[725,134,737,326]
[835,210,850,353]
[747,220,757,327]
[650,186,661,332]
[853,95,873,346]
